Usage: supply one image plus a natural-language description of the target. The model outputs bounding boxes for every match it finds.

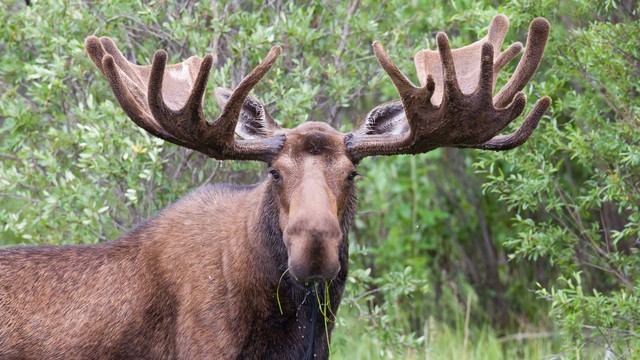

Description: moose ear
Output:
[214,87,282,139]
[353,100,408,135]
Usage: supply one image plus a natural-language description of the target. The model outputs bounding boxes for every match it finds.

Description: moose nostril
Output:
[284,219,342,240]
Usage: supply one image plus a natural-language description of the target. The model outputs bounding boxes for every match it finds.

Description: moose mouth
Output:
[287,266,341,288]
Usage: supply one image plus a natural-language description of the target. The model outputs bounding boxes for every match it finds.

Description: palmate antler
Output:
[86,14,549,164]
[348,15,552,160]
[84,37,284,161]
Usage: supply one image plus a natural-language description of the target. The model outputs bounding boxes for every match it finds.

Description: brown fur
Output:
[0,124,357,359]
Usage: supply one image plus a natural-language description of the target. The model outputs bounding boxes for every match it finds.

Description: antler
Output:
[84,37,284,162]
[348,15,552,160]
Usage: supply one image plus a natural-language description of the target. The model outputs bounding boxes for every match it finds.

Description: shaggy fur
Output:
[0,181,356,359]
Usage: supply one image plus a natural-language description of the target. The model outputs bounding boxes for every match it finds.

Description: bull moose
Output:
[0,15,550,360]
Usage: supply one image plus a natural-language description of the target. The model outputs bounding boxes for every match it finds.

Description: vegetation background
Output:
[0,0,638,358]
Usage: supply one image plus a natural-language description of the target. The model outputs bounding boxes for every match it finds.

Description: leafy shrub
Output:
[476,1,640,357]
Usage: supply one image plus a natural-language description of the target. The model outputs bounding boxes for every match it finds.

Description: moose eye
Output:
[269,169,281,180]
[346,171,359,181]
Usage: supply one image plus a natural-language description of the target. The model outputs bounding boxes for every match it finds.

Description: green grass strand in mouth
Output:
[276,268,289,315]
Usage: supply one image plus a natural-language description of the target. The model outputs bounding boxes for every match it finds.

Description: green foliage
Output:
[1,0,638,358]
[474,1,640,357]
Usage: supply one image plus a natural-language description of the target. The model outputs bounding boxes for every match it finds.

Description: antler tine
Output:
[479,42,529,133]
[372,41,420,98]
[477,96,551,150]
[100,37,148,90]
[436,32,464,101]
[186,54,214,116]
[85,37,285,162]
[89,42,184,145]
[147,50,176,131]
[478,42,496,101]
[85,36,107,74]
[493,42,523,75]
[494,17,550,108]
[213,46,282,138]
[146,50,214,141]
[485,14,523,83]
[487,14,510,50]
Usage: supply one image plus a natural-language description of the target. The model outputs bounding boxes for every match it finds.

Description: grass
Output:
[330,313,560,360]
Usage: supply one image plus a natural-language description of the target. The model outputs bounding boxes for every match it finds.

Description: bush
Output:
[476,1,640,357]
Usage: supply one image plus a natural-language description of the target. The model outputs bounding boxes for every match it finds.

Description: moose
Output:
[0,15,550,359]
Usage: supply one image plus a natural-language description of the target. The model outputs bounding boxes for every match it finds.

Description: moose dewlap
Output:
[0,15,550,360]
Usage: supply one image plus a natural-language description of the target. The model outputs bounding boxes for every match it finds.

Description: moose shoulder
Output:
[0,15,551,360]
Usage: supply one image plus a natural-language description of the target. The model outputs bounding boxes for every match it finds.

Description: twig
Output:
[333,0,359,68]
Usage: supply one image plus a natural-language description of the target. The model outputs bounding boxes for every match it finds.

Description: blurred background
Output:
[1,0,638,358]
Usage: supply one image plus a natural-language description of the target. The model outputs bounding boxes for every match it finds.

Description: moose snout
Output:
[284,217,342,283]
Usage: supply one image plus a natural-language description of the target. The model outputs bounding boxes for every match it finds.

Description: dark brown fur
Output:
[0,175,356,359]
